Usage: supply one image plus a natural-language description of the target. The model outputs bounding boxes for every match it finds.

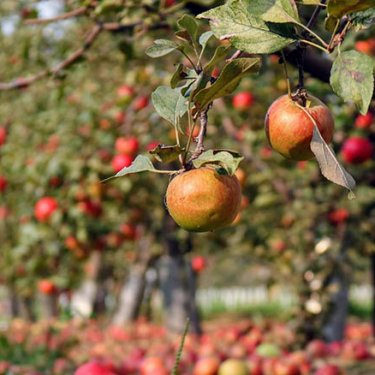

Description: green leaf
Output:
[330,50,374,114]
[250,0,301,24]
[299,0,322,4]
[310,124,356,193]
[149,145,185,163]
[198,0,296,54]
[152,86,188,125]
[177,15,199,44]
[192,150,244,175]
[170,64,185,89]
[325,15,340,32]
[115,155,157,177]
[327,0,375,18]
[146,39,179,58]
[194,58,261,109]
[199,31,214,48]
[350,8,375,29]
[203,45,230,74]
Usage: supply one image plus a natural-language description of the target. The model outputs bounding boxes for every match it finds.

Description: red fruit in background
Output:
[74,362,117,375]
[193,356,220,375]
[115,111,126,124]
[306,339,327,359]
[165,0,175,7]
[115,137,139,156]
[314,364,340,375]
[34,197,58,222]
[78,199,102,218]
[328,208,349,225]
[38,280,56,295]
[191,256,207,273]
[111,154,133,173]
[265,94,334,160]
[273,358,299,375]
[140,357,168,375]
[98,149,112,162]
[218,359,248,375]
[355,112,373,129]
[120,223,138,240]
[65,236,80,251]
[146,140,160,151]
[0,127,7,146]
[0,206,10,219]
[0,176,7,192]
[341,136,373,164]
[233,91,255,110]
[117,84,134,99]
[247,356,263,375]
[355,39,375,55]
[133,95,149,111]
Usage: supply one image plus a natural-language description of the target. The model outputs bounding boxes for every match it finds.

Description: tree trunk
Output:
[158,215,202,334]
[71,250,102,318]
[112,228,154,325]
[38,293,58,320]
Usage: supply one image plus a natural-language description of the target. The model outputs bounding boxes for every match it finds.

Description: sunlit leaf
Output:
[146,39,179,58]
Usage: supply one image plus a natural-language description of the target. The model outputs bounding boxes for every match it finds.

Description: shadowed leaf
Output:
[149,145,185,163]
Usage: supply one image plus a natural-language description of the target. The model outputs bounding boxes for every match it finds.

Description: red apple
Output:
[247,355,263,375]
[115,136,139,156]
[328,208,349,225]
[341,136,373,164]
[133,95,149,111]
[265,94,334,160]
[191,256,207,273]
[114,111,126,124]
[193,356,220,375]
[120,223,138,240]
[355,39,375,55]
[0,206,10,220]
[218,359,248,375]
[0,127,7,146]
[165,0,175,7]
[0,176,7,192]
[117,84,135,100]
[355,112,373,129]
[273,358,299,375]
[74,361,116,375]
[34,197,58,222]
[38,280,56,295]
[78,199,102,218]
[111,154,133,173]
[140,357,168,375]
[146,141,160,151]
[233,91,255,110]
[306,339,327,359]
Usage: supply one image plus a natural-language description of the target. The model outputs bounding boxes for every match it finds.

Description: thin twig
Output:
[24,6,87,25]
[189,109,209,161]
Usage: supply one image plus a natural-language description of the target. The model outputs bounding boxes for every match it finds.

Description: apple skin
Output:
[355,39,375,55]
[341,136,373,164]
[133,95,149,111]
[191,256,207,273]
[355,112,373,129]
[328,208,349,225]
[0,127,7,146]
[38,280,57,295]
[233,92,255,110]
[0,176,7,192]
[314,364,340,375]
[34,197,58,222]
[115,136,139,156]
[117,84,134,99]
[111,154,133,173]
[193,356,220,375]
[74,361,116,375]
[265,94,334,160]
[218,359,249,375]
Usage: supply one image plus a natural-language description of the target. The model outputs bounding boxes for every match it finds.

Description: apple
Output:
[306,339,327,358]
[115,136,139,156]
[191,256,207,273]
[0,206,10,220]
[233,92,255,110]
[355,39,375,55]
[327,208,349,225]
[117,84,135,101]
[355,112,373,129]
[193,356,220,375]
[133,95,149,111]
[0,176,7,192]
[247,355,263,375]
[273,358,299,375]
[341,136,373,164]
[146,140,160,151]
[314,364,340,375]
[111,154,133,173]
[265,94,334,160]
[34,197,58,222]
[256,343,281,358]
[38,279,56,295]
[218,359,248,375]
[165,0,176,7]
[74,361,116,375]
[120,223,138,240]
[0,126,7,146]
[78,199,102,218]
[114,111,126,124]
[140,357,168,375]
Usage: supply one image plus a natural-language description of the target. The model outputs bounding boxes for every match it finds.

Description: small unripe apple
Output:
[0,127,7,146]
[115,136,139,156]
[233,91,255,110]
[38,279,56,295]
[341,136,373,164]
[34,197,58,222]
[355,112,373,129]
[111,154,133,173]
[265,94,334,160]
[218,359,249,375]
[0,176,7,192]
